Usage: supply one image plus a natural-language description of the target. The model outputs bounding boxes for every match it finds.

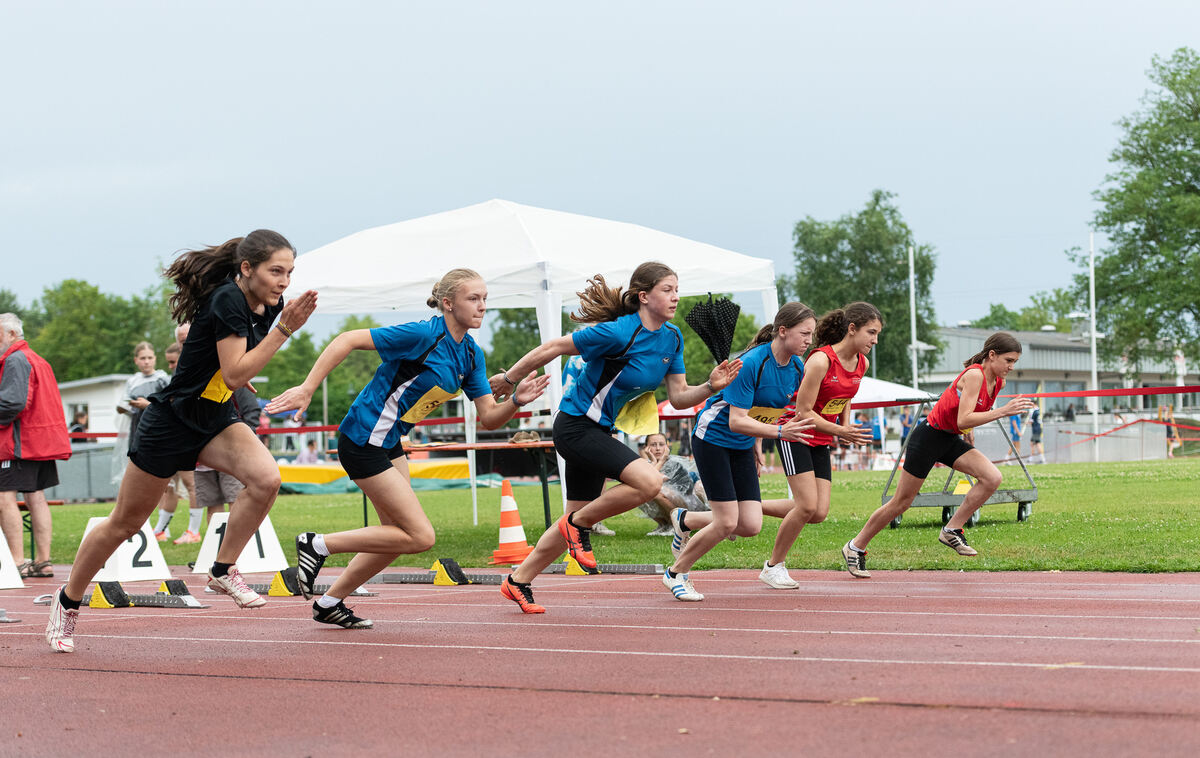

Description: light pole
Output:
[1089,232,1099,463]
[909,243,918,390]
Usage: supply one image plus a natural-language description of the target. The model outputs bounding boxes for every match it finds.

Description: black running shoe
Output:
[295,532,327,600]
[313,600,373,629]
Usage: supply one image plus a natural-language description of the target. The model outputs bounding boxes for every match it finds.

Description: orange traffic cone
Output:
[489,479,535,565]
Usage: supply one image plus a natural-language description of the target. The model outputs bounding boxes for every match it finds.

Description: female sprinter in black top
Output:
[46,230,317,653]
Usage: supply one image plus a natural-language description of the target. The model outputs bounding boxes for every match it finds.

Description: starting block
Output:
[0,608,19,624]
[432,558,471,585]
[239,566,375,597]
[79,579,210,609]
[544,558,663,575]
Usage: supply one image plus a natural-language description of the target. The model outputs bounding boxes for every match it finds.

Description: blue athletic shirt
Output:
[339,315,490,448]
[559,312,685,431]
[693,342,803,450]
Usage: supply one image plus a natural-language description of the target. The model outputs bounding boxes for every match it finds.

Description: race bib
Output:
[401,386,460,423]
[614,392,659,436]
[747,406,787,424]
[200,370,233,403]
[820,397,850,415]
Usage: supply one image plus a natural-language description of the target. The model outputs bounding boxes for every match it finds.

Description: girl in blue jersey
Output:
[491,262,741,613]
[47,230,318,653]
[662,302,817,600]
[267,268,549,628]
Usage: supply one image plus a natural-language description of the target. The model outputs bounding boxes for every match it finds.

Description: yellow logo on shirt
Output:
[200,371,233,403]
[820,397,850,415]
[401,386,460,423]
[748,406,787,424]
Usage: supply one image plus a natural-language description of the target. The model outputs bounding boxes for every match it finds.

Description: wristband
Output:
[275,322,293,339]
[706,379,715,394]
[511,394,526,409]
[503,372,516,386]
[777,424,783,440]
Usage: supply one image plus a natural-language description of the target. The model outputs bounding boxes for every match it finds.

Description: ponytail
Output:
[427,268,483,311]
[571,262,677,325]
[747,301,816,349]
[813,301,882,348]
[965,331,1022,367]
[164,229,293,324]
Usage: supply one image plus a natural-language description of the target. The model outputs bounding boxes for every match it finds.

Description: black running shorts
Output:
[691,435,760,503]
[902,422,974,479]
[778,440,832,481]
[553,412,639,502]
[337,434,407,480]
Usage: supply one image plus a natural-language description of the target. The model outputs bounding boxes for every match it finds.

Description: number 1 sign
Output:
[191,512,288,576]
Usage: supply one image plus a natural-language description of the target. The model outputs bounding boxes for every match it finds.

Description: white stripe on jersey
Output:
[693,399,728,441]
[369,375,420,446]
[586,372,622,425]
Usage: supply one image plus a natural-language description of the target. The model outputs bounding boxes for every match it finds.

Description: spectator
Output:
[1028,406,1045,463]
[1008,411,1024,461]
[1064,403,1076,422]
[899,407,914,448]
[637,432,709,535]
[68,410,91,446]
[294,438,322,464]
[152,340,199,543]
[0,313,71,578]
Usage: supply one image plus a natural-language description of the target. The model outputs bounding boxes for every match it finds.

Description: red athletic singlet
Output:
[805,344,866,447]
[926,364,1002,434]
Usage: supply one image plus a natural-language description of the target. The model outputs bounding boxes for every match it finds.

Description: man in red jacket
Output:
[0,313,71,579]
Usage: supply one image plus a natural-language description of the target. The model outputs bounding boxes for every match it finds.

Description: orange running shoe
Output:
[556,514,598,572]
[501,576,545,614]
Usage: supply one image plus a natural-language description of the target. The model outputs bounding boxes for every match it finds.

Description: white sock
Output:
[316,594,340,609]
[187,508,204,534]
[312,533,330,556]
[154,510,173,533]
[847,540,865,553]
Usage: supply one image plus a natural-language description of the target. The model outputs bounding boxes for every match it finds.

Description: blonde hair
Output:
[427,268,483,311]
[133,341,155,358]
[571,262,677,324]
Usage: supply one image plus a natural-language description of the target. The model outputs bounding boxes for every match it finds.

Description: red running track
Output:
[2,566,1199,757]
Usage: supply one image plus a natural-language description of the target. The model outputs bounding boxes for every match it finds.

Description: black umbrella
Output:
[685,294,741,363]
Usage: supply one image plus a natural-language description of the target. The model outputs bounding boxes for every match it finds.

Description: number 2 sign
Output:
[81,518,172,583]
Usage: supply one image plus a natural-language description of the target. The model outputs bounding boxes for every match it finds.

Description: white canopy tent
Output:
[290,199,780,519]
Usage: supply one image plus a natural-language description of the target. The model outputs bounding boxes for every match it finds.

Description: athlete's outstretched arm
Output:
[265,329,375,418]
[489,335,578,396]
[474,373,551,429]
[215,290,318,390]
[663,358,742,410]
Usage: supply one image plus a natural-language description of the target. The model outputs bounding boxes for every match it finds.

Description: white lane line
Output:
[21,615,1194,646]
[3,630,1198,674]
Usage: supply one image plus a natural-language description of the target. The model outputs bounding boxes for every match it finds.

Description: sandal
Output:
[27,560,54,578]
[16,560,33,578]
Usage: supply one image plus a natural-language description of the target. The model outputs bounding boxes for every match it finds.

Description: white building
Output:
[56,374,128,433]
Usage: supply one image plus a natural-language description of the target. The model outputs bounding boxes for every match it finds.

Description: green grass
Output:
[37,458,1200,573]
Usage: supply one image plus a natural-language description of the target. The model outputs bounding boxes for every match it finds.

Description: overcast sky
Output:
[3,1,1196,344]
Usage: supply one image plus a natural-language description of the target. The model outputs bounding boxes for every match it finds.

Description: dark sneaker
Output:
[500,576,546,614]
[295,532,327,600]
[313,600,373,629]
[556,514,598,572]
[841,542,871,578]
[938,528,978,556]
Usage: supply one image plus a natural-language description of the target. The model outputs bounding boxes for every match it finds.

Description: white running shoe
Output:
[207,565,267,608]
[662,570,704,601]
[759,560,800,589]
[591,521,616,536]
[45,587,79,653]
[668,508,691,560]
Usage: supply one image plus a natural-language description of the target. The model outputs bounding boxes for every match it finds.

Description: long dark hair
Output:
[164,229,294,323]
[571,262,677,324]
[747,301,816,349]
[813,301,883,348]
[965,332,1022,367]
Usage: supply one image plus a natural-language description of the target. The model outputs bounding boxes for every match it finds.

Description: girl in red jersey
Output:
[755,302,880,585]
[839,332,1036,577]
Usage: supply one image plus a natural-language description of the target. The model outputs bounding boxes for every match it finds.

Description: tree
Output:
[320,315,382,424]
[1090,47,1200,367]
[970,287,1079,332]
[779,190,941,383]
[485,308,573,375]
[26,280,175,381]
[0,288,27,322]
